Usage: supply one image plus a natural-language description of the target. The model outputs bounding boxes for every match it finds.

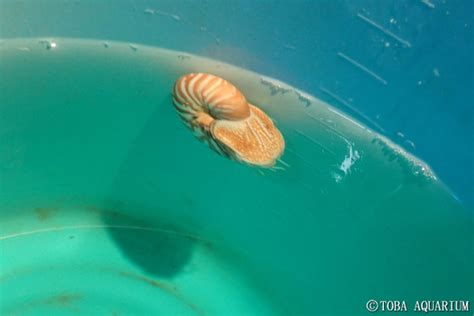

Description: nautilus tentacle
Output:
[172,73,285,167]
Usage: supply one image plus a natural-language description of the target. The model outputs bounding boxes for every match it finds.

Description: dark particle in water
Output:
[38,40,57,50]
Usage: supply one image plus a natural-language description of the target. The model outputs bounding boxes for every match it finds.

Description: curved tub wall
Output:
[1,0,472,205]
[1,39,472,315]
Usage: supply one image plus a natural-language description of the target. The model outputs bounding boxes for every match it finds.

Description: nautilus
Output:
[172,73,285,168]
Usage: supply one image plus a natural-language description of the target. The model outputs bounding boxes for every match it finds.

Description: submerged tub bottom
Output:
[1,206,280,315]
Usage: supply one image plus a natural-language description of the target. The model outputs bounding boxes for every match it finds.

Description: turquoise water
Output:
[0,38,472,315]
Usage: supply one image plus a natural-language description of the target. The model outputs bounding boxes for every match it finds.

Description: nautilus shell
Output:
[172,73,285,167]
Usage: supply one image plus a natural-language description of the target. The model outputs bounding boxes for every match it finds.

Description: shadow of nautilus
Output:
[101,208,195,279]
[98,89,201,279]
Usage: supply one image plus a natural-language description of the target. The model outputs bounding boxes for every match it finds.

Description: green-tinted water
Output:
[0,39,472,315]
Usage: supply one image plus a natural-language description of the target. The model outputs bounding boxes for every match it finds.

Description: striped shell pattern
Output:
[172,73,285,168]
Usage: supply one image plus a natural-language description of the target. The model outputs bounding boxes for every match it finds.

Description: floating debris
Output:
[38,40,57,50]
[177,54,191,60]
[433,68,440,77]
[129,44,138,51]
[103,42,109,48]
[337,52,388,85]
[357,13,412,48]
[16,47,31,52]
[260,77,292,95]
[372,136,436,183]
[295,91,312,107]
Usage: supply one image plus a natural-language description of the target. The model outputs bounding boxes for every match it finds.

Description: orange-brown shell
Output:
[172,73,285,167]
